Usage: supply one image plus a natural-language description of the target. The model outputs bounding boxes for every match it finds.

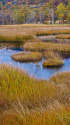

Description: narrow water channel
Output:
[0,47,70,80]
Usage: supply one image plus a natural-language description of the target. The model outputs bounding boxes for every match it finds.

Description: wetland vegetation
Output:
[11,52,42,62]
[0,35,34,43]
[0,65,70,125]
[36,29,70,36]
[24,42,70,53]
[56,34,70,39]
[43,57,64,67]
[0,24,70,125]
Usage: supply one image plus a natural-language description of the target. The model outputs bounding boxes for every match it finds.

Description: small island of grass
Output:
[43,58,64,67]
[24,42,70,53]
[11,51,42,62]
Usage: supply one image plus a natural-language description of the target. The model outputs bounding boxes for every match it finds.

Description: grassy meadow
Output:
[0,24,70,124]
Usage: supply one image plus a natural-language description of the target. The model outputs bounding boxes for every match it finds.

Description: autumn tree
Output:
[16,8,25,24]
[66,2,70,23]
[56,3,66,23]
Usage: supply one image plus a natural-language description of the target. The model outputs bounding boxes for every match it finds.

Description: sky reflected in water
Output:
[0,47,70,80]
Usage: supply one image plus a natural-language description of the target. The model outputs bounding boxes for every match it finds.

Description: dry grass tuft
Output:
[11,52,42,62]
[43,57,64,67]
[56,34,70,39]
[0,106,70,125]
[44,51,55,59]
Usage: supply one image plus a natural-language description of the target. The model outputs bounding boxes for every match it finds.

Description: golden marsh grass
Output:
[11,52,42,62]
[0,65,70,124]
[0,35,34,43]
[44,51,55,59]
[0,64,57,108]
[24,42,70,53]
[0,24,70,124]
[0,106,70,125]
[36,30,70,36]
[56,34,70,39]
[0,24,70,36]
[43,57,64,67]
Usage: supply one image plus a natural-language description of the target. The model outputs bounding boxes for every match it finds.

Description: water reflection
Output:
[0,47,70,80]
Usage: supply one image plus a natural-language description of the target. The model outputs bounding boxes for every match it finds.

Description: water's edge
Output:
[0,47,70,80]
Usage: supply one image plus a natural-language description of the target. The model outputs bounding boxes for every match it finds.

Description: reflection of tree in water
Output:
[35,63,41,74]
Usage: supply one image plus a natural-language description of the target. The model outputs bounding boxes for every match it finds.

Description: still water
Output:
[0,47,70,80]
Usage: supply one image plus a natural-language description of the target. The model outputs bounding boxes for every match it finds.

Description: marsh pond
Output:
[0,42,70,80]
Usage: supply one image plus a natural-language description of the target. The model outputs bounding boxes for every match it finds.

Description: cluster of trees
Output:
[1,0,70,5]
[0,0,70,25]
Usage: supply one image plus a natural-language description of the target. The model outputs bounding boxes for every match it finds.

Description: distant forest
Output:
[1,0,70,5]
[0,0,70,24]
